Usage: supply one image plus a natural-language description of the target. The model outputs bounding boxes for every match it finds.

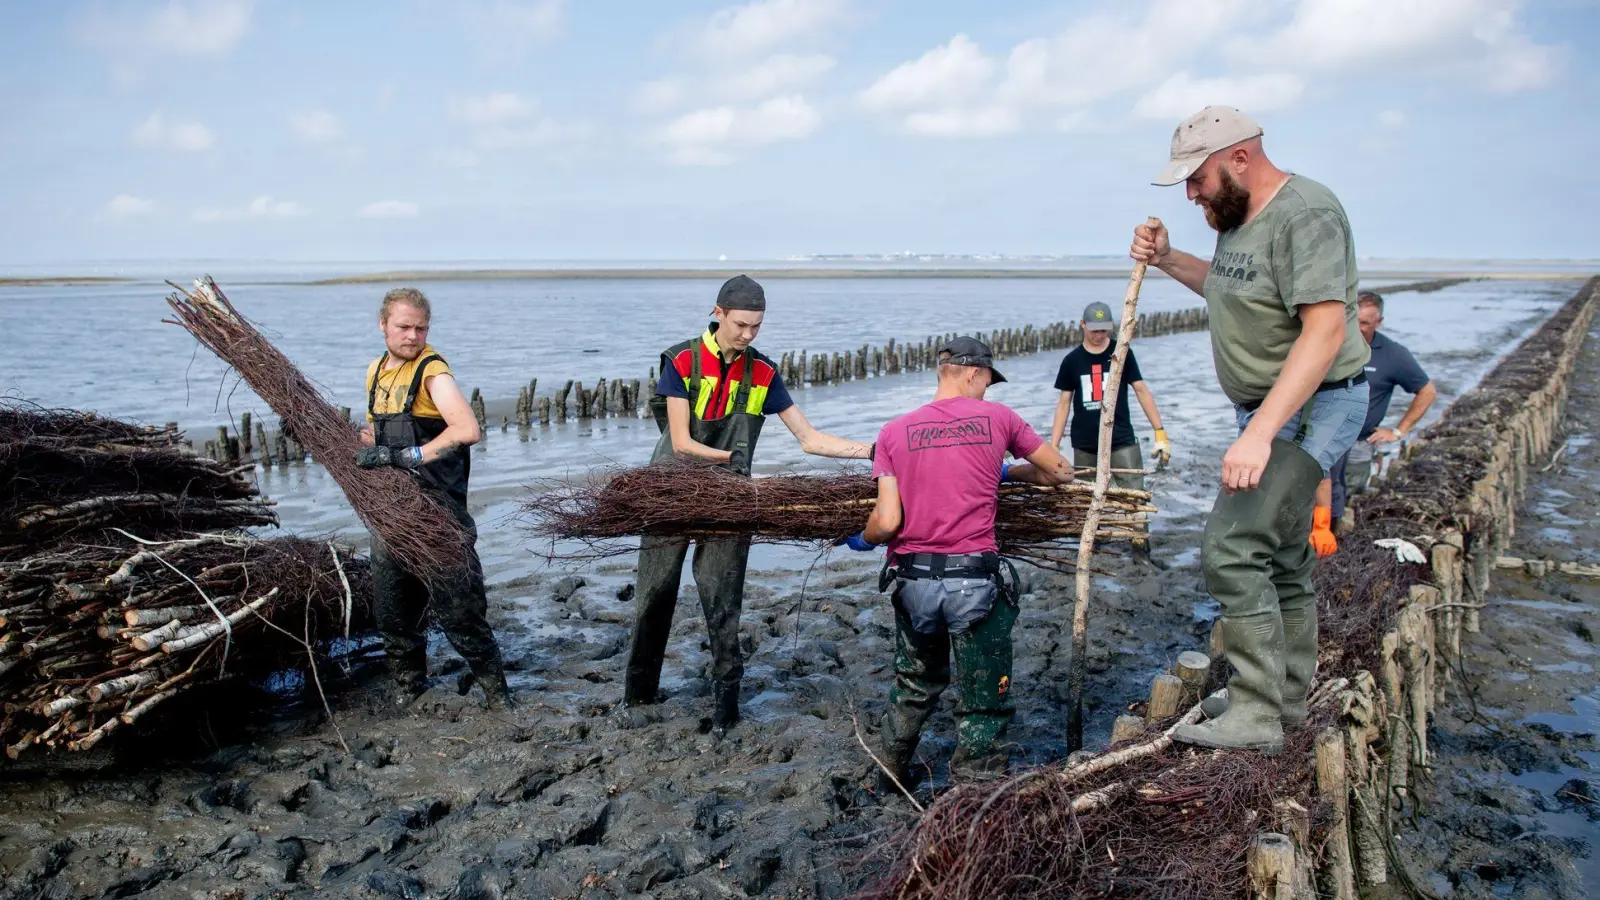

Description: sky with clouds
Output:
[1,0,1595,265]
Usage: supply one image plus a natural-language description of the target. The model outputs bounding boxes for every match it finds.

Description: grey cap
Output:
[1082,301,1116,332]
[936,336,1007,384]
[1153,106,1264,186]
[715,274,766,311]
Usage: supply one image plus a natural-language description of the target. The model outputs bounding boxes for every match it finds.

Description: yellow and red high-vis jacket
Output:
[661,328,785,421]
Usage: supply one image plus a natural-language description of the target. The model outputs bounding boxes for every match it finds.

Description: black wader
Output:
[367,352,508,706]
[625,340,764,729]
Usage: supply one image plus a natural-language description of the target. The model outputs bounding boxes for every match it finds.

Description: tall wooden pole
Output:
[1067,218,1156,751]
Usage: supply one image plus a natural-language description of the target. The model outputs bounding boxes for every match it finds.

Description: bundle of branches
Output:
[164,276,467,574]
[522,465,1155,571]
[853,724,1325,900]
[0,402,275,558]
[1,534,373,759]
[849,281,1600,900]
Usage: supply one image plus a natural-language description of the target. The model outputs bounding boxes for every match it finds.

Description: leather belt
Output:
[1239,372,1365,413]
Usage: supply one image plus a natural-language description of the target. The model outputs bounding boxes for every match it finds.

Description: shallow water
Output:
[1,277,1576,576]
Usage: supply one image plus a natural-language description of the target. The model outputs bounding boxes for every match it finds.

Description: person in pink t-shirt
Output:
[840,337,1075,794]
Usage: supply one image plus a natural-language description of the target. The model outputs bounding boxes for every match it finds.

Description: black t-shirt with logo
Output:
[1054,342,1142,452]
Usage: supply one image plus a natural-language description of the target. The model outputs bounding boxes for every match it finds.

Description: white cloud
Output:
[1132,72,1306,120]
[79,0,254,56]
[102,194,156,219]
[289,110,344,144]
[1377,109,1406,129]
[1238,0,1561,92]
[446,92,589,153]
[716,53,836,103]
[459,0,565,58]
[903,107,1018,138]
[473,121,592,150]
[635,78,688,114]
[861,0,1561,139]
[193,195,307,222]
[249,196,304,217]
[360,201,419,219]
[659,94,821,165]
[131,111,216,151]
[451,92,539,126]
[699,0,847,59]
[860,35,996,110]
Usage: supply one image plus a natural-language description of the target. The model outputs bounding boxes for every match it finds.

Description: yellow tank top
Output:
[365,345,452,421]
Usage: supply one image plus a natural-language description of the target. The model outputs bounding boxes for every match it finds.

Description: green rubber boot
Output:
[1174,611,1286,754]
[1180,438,1323,753]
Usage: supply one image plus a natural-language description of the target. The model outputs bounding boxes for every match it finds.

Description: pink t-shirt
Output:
[872,396,1044,556]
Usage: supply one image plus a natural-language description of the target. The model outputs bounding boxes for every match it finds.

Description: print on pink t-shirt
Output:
[872,396,1044,556]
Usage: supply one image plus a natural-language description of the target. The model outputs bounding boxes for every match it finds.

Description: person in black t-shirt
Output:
[1049,302,1169,562]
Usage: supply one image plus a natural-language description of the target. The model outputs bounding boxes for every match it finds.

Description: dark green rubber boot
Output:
[1173,611,1286,754]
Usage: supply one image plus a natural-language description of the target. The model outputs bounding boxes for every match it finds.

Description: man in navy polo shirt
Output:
[1325,290,1436,525]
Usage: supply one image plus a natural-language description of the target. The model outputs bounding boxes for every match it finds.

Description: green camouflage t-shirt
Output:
[1203,174,1370,405]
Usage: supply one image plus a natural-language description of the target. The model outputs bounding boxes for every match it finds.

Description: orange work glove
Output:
[1310,506,1338,558]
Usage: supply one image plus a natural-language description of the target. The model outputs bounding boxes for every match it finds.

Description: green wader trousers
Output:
[1191,438,1324,743]
[881,585,1018,779]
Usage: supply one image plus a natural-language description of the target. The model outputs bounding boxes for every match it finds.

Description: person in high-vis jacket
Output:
[1133,107,1369,754]
[842,337,1075,790]
[354,287,512,710]
[625,275,873,733]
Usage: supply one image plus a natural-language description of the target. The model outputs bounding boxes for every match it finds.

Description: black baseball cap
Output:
[715,274,766,312]
[937,336,1007,384]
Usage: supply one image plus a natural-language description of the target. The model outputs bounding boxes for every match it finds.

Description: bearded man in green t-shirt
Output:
[1129,107,1370,754]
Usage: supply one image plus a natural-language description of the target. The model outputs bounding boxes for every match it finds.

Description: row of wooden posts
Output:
[190,306,1211,457]
[474,305,1212,430]
[1235,282,1595,899]
[194,410,320,468]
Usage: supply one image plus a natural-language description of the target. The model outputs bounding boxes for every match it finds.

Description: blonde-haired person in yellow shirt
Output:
[354,287,512,710]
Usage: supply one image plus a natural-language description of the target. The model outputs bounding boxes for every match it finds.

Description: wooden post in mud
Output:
[1247,833,1295,900]
[1314,728,1357,900]
[1110,715,1144,744]
[1148,674,1184,718]
[255,422,271,467]
[538,396,551,425]
[1175,651,1210,704]
[239,413,252,454]
[1273,799,1317,899]
[1067,217,1155,752]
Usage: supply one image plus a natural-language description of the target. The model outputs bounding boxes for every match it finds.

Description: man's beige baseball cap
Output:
[1152,106,1263,186]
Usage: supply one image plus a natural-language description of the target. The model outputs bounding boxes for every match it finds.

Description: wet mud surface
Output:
[0,490,1218,900]
[1398,316,1600,900]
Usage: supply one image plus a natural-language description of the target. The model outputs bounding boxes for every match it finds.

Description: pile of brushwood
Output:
[846,278,1597,900]
[523,465,1156,572]
[0,404,372,760]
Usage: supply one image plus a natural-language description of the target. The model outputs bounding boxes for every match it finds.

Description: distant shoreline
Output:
[0,276,135,286]
[305,267,1597,286]
[3,268,1593,288]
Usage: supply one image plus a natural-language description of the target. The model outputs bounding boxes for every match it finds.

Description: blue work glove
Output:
[355,445,423,469]
[839,531,878,552]
[1000,461,1012,484]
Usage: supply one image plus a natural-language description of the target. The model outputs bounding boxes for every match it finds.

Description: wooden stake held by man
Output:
[1066,218,1155,751]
